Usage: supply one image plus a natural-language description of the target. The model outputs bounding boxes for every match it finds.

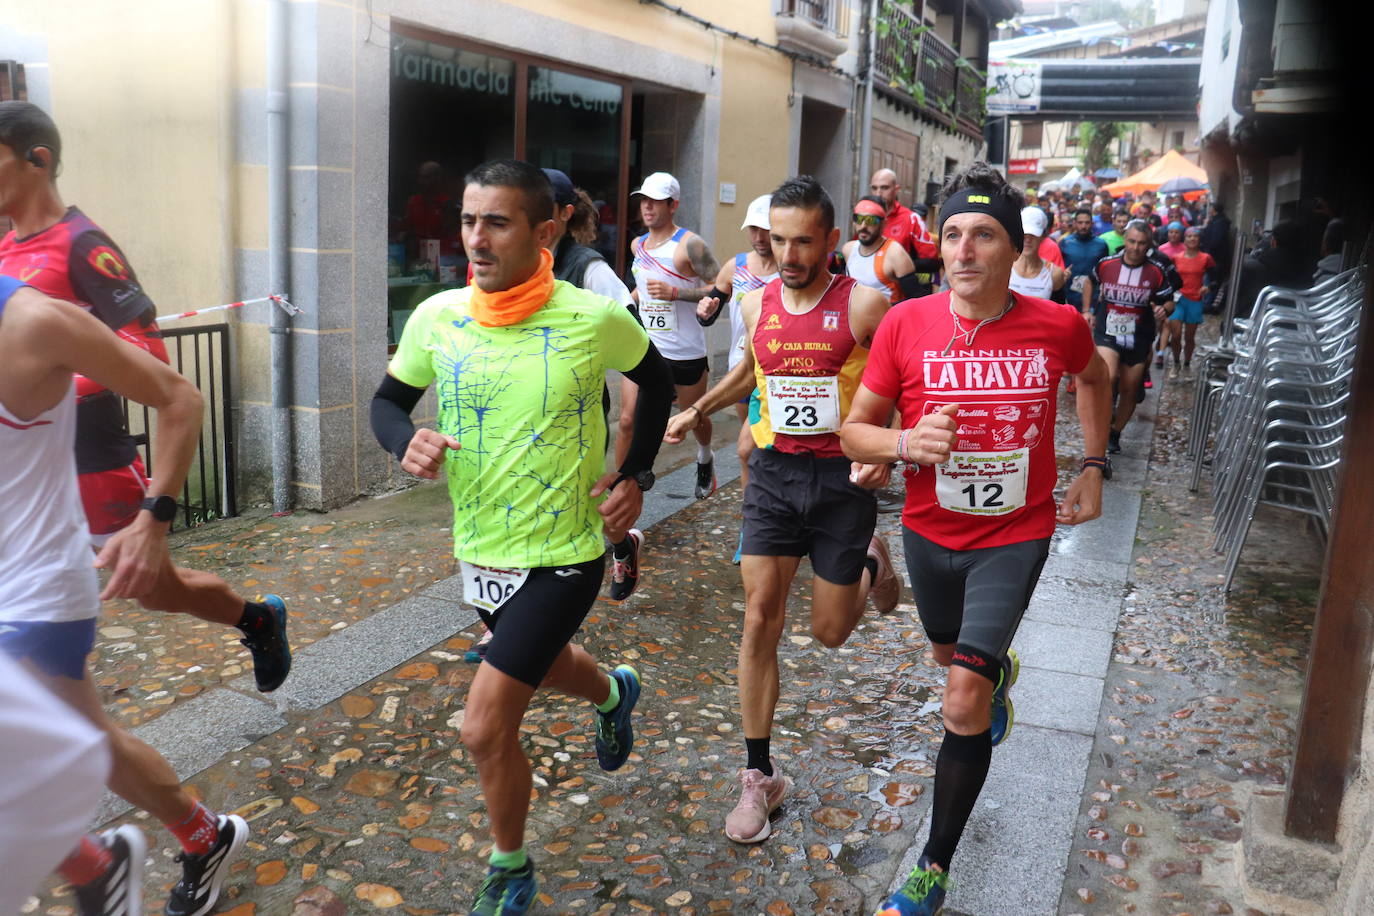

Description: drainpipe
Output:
[267,0,292,514]
[858,0,878,181]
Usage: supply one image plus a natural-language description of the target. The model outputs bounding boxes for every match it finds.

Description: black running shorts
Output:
[1092,313,1156,366]
[666,356,708,387]
[901,527,1050,658]
[473,555,606,688]
[742,448,877,584]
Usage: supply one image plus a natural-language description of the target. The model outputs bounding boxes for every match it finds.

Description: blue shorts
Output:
[0,618,96,680]
[1172,296,1204,324]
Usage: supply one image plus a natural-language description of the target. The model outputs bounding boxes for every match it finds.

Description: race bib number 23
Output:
[460,562,530,613]
[765,375,841,435]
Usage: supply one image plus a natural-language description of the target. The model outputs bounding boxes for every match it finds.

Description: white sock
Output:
[697,443,712,464]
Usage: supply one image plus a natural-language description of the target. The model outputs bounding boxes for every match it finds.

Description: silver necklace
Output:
[944,296,1014,354]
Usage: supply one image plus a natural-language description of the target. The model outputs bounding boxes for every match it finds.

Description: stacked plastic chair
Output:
[1186,266,1365,590]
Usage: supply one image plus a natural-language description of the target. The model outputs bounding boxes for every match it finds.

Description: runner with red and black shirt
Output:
[1080,219,1176,453]
[842,162,1112,916]
[0,99,285,914]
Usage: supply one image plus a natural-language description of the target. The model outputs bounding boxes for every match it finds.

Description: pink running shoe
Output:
[724,761,792,843]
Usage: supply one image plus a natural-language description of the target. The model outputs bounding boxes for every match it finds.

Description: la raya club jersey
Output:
[861,291,1096,551]
[0,207,167,474]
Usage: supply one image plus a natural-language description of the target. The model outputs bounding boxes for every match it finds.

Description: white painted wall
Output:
[1198,0,1243,138]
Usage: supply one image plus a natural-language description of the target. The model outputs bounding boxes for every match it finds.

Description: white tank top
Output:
[631,228,707,361]
[727,253,778,371]
[1009,262,1055,299]
[0,377,100,624]
[845,240,897,301]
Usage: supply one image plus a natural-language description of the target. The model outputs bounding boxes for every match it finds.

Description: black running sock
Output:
[920,727,993,871]
[745,737,773,776]
[863,556,879,583]
[612,537,634,560]
[236,601,271,635]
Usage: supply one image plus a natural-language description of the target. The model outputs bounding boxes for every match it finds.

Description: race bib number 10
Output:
[1105,308,1137,337]
[640,300,677,332]
[935,450,1029,516]
[765,375,841,434]
[460,562,531,613]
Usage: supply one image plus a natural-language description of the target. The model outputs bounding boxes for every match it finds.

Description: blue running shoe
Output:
[990,649,1019,747]
[470,859,538,915]
[875,857,949,915]
[242,595,291,692]
[595,665,641,771]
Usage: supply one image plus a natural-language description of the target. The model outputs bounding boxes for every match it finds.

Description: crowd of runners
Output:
[4,95,1153,916]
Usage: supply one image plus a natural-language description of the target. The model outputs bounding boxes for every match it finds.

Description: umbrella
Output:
[1101,150,1209,196]
[1094,167,1123,180]
[1158,175,1207,194]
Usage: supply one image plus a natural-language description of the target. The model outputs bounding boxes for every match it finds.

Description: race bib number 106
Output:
[460,562,531,613]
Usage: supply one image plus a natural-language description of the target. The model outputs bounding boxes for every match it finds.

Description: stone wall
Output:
[1328,675,1374,913]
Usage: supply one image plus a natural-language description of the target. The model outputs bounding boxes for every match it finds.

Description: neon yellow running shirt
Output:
[388,280,649,567]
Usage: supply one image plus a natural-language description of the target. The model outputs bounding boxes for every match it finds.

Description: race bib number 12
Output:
[640,300,677,332]
[935,450,1029,516]
[460,562,531,613]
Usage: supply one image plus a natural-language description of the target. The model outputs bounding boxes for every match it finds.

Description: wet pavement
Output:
[24,329,1324,914]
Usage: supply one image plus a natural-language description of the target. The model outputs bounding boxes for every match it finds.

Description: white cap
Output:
[1021,205,1048,238]
[632,171,680,201]
[740,194,772,230]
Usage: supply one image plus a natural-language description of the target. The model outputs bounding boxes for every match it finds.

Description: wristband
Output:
[684,404,702,420]
[1081,456,1112,480]
[896,428,911,464]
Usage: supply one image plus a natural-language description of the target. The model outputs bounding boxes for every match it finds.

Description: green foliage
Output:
[1078,121,1130,174]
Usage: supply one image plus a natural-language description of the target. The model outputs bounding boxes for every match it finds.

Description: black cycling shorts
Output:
[473,555,606,688]
[742,448,877,585]
[1092,312,1156,366]
[901,527,1050,658]
[666,356,708,387]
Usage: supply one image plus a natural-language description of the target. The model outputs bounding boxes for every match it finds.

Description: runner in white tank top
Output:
[1012,205,1067,301]
[621,171,723,499]
[695,194,778,495]
[0,277,254,914]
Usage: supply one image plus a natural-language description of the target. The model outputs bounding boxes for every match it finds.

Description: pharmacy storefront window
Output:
[387,26,630,346]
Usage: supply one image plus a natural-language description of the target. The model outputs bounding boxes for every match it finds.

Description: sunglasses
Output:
[852,215,881,227]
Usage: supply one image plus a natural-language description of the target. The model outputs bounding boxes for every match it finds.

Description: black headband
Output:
[939,187,1024,251]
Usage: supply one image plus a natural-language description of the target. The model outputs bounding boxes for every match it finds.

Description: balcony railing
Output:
[777,0,850,39]
[874,3,986,135]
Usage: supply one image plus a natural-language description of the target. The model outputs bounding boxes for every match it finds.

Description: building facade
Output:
[1,0,1012,511]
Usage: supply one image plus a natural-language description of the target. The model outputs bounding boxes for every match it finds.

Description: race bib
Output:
[640,300,677,333]
[1070,275,1087,293]
[935,450,1029,515]
[460,562,530,613]
[1106,308,1137,337]
[765,375,840,435]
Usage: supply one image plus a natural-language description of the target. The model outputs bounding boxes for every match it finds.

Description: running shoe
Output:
[1167,364,1179,380]
[241,595,291,692]
[1154,351,1165,369]
[875,856,950,915]
[595,665,641,771]
[74,825,146,916]
[164,814,249,916]
[1137,372,1149,401]
[1107,429,1121,455]
[694,458,717,499]
[990,649,1019,747]
[470,859,538,916]
[867,534,901,614]
[724,761,791,843]
[608,529,643,602]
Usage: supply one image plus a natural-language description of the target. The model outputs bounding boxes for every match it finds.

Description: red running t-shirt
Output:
[862,291,1095,550]
[1172,251,1214,300]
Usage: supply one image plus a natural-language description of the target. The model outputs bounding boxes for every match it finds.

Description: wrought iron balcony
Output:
[874,3,986,137]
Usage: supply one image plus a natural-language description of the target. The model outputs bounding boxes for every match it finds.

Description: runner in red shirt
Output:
[1166,226,1214,378]
[869,168,940,292]
[0,102,291,697]
[841,162,1112,916]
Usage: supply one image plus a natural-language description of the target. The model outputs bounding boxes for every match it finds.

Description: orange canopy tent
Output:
[1100,149,1208,197]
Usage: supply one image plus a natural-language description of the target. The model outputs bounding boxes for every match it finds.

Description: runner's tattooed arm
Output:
[674,234,722,302]
[696,259,736,325]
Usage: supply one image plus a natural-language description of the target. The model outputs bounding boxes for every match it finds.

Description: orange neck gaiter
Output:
[469,248,555,327]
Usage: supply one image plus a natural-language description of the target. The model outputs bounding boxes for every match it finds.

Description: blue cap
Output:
[541,168,577,207]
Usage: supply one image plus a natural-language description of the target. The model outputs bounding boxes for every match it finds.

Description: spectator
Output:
[1199,201,1234,313]
[1313,218,1347,284]
[1236,219,1309,317]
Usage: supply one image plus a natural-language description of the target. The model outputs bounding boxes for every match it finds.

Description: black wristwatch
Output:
[1081,456,1112,480]
[140,494,178,523]
[614,469,656,493]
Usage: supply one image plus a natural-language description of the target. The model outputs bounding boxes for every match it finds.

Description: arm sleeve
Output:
[895,272,924,301]
[618,341,674,476]
[370,375,425,460]
[68,230,156,330]
[695,287,730,326]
